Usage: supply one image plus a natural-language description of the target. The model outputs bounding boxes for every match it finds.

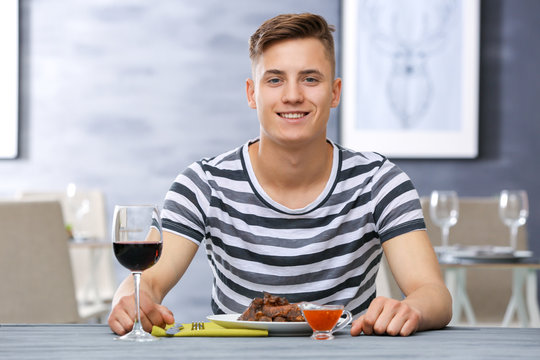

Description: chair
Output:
[0,200,108,323]
[16,188,108,240]
[16,189,116,314]
[420,196,527,251]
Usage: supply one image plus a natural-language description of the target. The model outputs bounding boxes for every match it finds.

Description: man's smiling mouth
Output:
[278,112,309,119]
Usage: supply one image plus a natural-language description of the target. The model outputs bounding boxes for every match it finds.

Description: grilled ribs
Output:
[238,292,305,322]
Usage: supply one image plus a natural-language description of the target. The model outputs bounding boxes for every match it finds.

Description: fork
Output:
[165,323,184,336]
[191,322,205,331]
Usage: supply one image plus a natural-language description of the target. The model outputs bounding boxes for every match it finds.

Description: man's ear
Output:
[331,78,342,108]
[246,78,257,109]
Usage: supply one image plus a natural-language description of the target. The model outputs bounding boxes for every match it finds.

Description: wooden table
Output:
[0,324,539,359]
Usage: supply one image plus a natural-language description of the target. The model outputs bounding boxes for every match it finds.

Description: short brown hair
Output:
[249,13,336,75]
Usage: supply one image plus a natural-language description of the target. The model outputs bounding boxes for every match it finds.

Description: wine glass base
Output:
[115,329,159,342]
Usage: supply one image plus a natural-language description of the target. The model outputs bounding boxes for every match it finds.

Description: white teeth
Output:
[280,113,306,119]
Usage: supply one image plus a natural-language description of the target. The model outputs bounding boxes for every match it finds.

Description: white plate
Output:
[207,313,314,336]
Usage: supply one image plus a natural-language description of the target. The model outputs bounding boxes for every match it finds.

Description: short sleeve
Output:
[161,161,211,245]
[369,158,426,242]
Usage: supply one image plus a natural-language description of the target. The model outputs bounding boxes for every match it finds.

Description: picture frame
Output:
[340,0,480,158]
[0,0,19,159]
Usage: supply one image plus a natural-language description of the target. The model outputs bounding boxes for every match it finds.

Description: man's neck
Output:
[248,136,333,209]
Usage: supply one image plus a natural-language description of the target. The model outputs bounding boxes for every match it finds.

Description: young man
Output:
[108,13,452,337]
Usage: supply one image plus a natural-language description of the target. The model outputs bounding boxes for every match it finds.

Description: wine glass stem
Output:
[441,226,450,248]
[510,226,519,250]
[132,272,143,332]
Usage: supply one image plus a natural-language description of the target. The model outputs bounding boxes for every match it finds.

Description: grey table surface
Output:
[1,324,539,359]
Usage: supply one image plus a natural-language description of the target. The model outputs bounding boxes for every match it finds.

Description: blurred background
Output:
[1,0,539,324]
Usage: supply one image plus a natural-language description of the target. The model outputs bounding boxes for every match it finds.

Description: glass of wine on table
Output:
[112,205,163,342]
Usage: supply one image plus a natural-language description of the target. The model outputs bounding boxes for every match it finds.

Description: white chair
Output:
[0,200,109,323]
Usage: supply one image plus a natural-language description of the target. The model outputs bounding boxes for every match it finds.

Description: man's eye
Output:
[267,78,281,84]
[304,77,319,83]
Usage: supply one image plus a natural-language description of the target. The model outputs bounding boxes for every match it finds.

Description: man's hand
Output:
[108,234,199,335]
[108,290,175,335]
[350,296,421,337]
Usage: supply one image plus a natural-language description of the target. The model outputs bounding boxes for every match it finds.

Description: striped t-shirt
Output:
[161,138,425,316]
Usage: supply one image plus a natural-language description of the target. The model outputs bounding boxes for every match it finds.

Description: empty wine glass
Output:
[430,191,459,250]
[499,190,528,250]
[65,183,92,241]
[112,205,163,342]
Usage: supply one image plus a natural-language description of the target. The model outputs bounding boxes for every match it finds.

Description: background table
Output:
[440,260,540,327]
[1,324,539,359]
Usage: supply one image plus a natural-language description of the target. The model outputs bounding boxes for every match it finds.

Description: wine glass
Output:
[429,191,459,250]
[112,205,163,342]
[65,183,92,241]
[498,190,528,250]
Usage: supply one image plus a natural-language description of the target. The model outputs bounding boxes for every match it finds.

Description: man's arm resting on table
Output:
[351,230,452,336]
[108,231,199,335]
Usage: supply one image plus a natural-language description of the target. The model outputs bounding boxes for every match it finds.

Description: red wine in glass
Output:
[112,205,163,342]
[113,242,162,272]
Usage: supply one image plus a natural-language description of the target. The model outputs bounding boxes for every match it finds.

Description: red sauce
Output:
[302,309,343,331]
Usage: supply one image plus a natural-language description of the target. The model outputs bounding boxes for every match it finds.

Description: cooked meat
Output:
[238,296,264,321]
[238,292,305,322]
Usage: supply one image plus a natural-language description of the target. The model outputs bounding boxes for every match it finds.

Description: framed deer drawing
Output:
[341,0,480,158]
[0,0,19,159]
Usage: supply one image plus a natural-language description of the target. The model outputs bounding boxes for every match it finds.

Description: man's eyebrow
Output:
[262,69,326,78]
[298,69,325,78]
[263,69,285,77]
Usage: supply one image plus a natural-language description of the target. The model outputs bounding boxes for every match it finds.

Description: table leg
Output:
[502,268,528,327]
[526,269,540,327]
[88,247,104,307]
[445,268,459,325]
[445,268,476,325]
[457,268,476,325]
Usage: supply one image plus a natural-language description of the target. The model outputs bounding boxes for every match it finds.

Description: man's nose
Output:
[281,82,304,103]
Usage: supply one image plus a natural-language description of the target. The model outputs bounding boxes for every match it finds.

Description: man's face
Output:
[246,38,341,148]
